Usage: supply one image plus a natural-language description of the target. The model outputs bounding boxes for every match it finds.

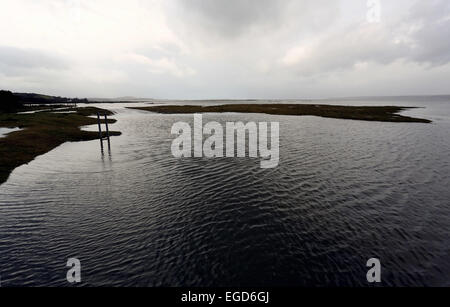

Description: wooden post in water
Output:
[97,112,103,151]
[104,113,111,150]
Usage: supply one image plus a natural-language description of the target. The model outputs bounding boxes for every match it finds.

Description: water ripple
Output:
[0,102,449,286]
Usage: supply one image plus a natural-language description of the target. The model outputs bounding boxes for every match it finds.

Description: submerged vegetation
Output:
[0,107,121,185]
[130,104,431,123]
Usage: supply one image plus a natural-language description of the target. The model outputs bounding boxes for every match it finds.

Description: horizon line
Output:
[4,89,450,101]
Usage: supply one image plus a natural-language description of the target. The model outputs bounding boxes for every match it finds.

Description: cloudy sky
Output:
[0,0,449,99]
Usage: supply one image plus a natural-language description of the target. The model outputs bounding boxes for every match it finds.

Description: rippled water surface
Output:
[0,97,449,286]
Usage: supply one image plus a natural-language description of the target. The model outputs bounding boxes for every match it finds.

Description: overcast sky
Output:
[0,0,449,99]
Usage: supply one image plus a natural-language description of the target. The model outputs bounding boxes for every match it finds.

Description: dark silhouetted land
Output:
[13,92,88,105]
[0,90,23,113]
[129,104,431,123]
[0,107,121,185]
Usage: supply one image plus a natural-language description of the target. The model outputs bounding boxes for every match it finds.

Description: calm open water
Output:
[0,97,449,286]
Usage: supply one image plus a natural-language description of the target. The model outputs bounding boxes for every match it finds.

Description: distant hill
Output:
[1,90,154,105]
[0,90,23,112]
[1,90,88,112]
[88,96,155,102]
[13,92,88,105]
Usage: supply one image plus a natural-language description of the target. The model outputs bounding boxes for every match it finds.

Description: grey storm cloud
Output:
[0,46,68,75]
[407,0,450,65]
[1,0,450,98]
[173,0,287,38]
[279,0,450,76]
[170,0,338,40]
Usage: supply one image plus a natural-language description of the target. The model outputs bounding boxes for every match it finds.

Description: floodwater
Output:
[0,97,449,286]
[0,127,21,139]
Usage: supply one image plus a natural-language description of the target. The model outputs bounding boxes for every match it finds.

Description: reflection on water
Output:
[0,127,22,138]
[0,97,449,287]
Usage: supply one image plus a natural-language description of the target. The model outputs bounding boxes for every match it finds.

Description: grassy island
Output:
[0,107,121,185]
[129,104,431,123]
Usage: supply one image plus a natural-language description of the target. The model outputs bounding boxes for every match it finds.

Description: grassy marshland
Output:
[130,104,431,123]
[0,107,121,185]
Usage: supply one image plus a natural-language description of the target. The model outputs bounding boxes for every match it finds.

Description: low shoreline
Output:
[129,104,431,123]
[0,107,121,185]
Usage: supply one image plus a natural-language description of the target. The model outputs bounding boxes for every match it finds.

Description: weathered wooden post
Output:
[97,112,103,151]
[104,114,111,150]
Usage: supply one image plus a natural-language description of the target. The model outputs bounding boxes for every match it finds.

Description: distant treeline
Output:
[14,92,88,105]
[0,90,88,113]
[0,90,23,112]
